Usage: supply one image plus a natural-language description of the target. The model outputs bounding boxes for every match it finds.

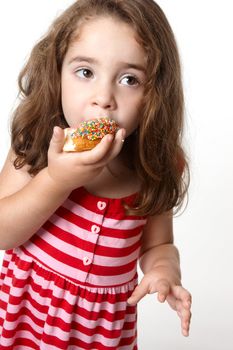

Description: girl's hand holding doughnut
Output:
[47,120,125,193]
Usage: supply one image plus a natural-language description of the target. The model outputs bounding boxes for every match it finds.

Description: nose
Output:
[91,81,117,111]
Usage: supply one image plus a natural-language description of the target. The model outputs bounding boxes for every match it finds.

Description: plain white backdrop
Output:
[0,1,233,349]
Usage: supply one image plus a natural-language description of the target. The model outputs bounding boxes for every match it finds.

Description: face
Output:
[61,16,147,137]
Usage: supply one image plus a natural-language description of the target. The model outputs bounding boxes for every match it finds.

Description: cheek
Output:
[121,95,143,136]
[61,84,79,114]
[123,92,143,116]
[118,110,139,137]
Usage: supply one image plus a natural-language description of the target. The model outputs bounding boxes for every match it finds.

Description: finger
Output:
[78,134,115,165]
[49,126,65,154]
[181,307,192,337]
[166,294,177,310]
[171,286,192,306]
[155,279,170,303]
[183,292,192,309]
[82,128,126,167]
[127,279,149,305]
[175,299,192,337]
[102,128,126,163]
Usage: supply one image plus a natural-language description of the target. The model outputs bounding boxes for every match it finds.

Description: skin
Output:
[61,16,147,136]
[0,15,191,338]
[60,16,192,336]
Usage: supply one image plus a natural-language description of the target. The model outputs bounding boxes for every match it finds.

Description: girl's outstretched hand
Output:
[127,267,192,337]
[47,126,125,192]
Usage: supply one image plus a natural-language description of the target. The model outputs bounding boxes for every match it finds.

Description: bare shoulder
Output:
[0,148,32,199]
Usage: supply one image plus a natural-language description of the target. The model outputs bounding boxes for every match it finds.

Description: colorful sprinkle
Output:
[71,118,119,141]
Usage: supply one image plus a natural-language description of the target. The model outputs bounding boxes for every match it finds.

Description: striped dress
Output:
[0,186,147,349]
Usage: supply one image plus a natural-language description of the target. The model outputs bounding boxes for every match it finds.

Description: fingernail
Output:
[53,126,59,137]
[159,294,166,302]
[107,134,113,141]
[121,129,126,141]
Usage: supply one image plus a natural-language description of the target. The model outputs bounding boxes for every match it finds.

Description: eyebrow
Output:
[68,56,146,73]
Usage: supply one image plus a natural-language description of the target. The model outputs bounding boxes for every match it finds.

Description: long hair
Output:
[11,0,190,216]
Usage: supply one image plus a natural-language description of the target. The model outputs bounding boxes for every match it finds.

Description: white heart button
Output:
[97,201,107,210]
[91,225,100,234]
[83,256,91,265]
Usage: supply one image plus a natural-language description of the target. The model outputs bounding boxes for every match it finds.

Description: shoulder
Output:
[0,148,32,199]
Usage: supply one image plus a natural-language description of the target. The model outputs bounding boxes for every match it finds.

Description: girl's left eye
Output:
[120,75,140,86]
[75,68,93,79]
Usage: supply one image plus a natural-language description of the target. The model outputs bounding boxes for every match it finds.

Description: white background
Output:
[0,1,233,349]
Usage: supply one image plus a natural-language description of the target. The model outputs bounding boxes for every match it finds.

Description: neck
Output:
[84,145,140,198]
[107,140,135,178]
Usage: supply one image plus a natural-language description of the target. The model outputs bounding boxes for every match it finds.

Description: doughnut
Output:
[63,118,119,152]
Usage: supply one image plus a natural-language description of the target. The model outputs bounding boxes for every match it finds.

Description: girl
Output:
[0,0,192,349]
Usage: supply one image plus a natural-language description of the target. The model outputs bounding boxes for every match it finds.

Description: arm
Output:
[139,210,180,276]
[140,243,181,281]
[127,211,192,337]
[0,127,125,250]
[0,149,71,250]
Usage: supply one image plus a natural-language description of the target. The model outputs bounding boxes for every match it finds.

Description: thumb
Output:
[49,126,65,154]
[127,279,149,305]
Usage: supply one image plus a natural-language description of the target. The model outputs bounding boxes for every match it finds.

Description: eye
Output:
[75,68,93,79]
[120,75,140,86]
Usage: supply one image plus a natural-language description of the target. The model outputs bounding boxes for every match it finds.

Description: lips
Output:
[93,115,111,119]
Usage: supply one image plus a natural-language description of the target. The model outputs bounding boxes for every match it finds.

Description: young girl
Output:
[0,0,192,348]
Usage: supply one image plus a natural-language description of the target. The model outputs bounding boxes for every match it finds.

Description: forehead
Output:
[66,16,147,64]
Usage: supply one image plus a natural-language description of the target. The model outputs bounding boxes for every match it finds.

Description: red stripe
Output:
[54,206,143,239]
[55,206,92,231]
[33,223,142,261]
[0,337,39,350]
[2,257,137,304]
[90,259,137,276]
[94,240,141,257]
[0,185,142,348]
[100,226,143,239]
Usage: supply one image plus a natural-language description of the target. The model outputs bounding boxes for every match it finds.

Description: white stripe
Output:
[49,214,100,244]
[0,285,11,303]
[0,252,137,349]
[1,251,12,262]
[22,242,88,283]
[63,198,147,230]
[0,327,40,347]
[63,199,104,225]
[2,293,136,347]
[103,217,147,230]
[40,341,62,350]
[97,232,142,249]
[31,228,141,266]
[34,228,98,258]
[0,266,8,276]
[21,240,138,286]
[93,247,140,266]
[49,214,143,248]
[6,249,138,294]
[85,268,137,286]
[2,269,135,315]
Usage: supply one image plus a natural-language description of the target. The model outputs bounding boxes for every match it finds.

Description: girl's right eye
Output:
[75,68,93,79]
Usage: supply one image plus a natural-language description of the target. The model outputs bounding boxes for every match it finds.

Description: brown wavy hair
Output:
[11,0,190,216]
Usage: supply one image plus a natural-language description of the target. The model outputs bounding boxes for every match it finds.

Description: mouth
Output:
[84,115,114,121]
[96,115,111,119]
